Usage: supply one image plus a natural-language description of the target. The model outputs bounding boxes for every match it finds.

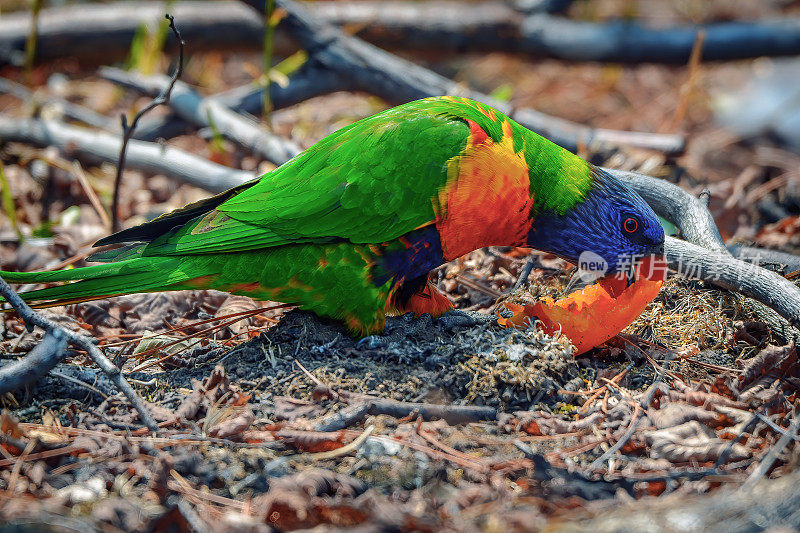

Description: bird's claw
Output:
[356,335,387,350]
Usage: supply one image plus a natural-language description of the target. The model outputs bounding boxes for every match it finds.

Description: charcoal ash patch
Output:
[4,307,578,430]
[174,309,580,412]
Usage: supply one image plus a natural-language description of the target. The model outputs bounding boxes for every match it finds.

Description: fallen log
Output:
[3,1,800,66]
[255,0,685,153]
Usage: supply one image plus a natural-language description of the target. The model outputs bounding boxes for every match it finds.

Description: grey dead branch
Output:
[3,1,800,65]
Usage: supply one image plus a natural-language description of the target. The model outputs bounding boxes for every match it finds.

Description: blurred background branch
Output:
[3,1,800,67]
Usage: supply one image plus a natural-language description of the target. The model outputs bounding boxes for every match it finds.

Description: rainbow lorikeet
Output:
[0,97,664,335]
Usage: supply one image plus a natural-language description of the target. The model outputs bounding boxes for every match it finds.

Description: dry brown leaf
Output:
[215,295,258,336]
[739,343,798,391]
[0,410,24,439]
[24,429,68,445]
[118,292,202,332]
[756,215,800,249]
[174,386,204,421]
[647,402,722,429]
[252,468,370,529]
[274,396,324,421]
[70,302,121,329]
[143,402,179,423]
[131,333,203,358]
[728,320,770,346]
[71,435,103,455]
[201,365,232,404]
[644,421,749,463]
[275,429,348,453]
[208,408,255,439]
[146,452,173,504]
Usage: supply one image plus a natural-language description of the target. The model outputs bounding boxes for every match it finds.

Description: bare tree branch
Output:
[727,244,800,275]
[0,116,252,192]
[0,2,264,67]
[0,275,159,432]
[613,168,800,342]
[0,329,67,395]
[248,0,685,154]
[99,67,302,164]
[3,1,800,66]
[305,1,800,63]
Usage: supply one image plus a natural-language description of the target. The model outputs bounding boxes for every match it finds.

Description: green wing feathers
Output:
[137,107,469,256]
[0,256,203,305]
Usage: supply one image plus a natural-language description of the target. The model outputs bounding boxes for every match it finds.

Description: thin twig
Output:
[416,426,489,472]
[587,403,642,470]
[306,424,374,460]
[362,396,497,425]
[70,161,111,231]
[7,438,36,494]
[126,305,290,372]
[668,29,705,131]
[294,359,326,388]
[743,409,800,489]
[49,370,110,400]
[32,153,112,230]
[456,273,502,298]
[513,257,536,291]
[756,413,800,443]
[111,13,184,231]
[313,402,371,432]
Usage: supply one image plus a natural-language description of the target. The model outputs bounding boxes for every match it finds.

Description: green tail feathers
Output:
[0,256,208,307]
[0,240,397,334]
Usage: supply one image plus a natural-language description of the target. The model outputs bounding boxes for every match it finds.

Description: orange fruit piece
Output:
[498,256,667,355]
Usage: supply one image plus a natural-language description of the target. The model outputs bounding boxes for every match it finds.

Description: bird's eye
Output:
[623,217,639,234]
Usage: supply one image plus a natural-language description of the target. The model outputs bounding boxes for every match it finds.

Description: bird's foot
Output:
[356,335,388,350]
[388,281,452,318]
